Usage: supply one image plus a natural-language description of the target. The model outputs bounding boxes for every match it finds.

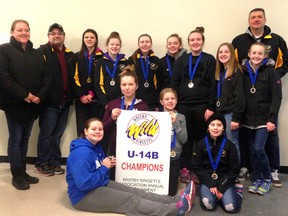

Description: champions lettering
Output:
[121,162,164,172]
[126,119,159,140]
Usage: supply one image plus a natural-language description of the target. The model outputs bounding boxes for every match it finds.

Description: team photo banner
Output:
[116,110,171,194]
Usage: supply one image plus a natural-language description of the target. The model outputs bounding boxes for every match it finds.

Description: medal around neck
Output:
[86,77,92,83]
[188,81,194,88]
[144,81,149,88]
[211,172,218,180]
[110,79,115,86]
[216,100,221,107]
[170,150,176,158]
[250,86,256,94]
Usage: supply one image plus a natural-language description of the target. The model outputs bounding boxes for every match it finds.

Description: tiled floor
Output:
[1,163,287,216]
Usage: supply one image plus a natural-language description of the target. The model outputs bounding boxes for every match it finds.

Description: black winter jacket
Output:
[242,61,282,127]
[172,52,216,111]
[38,43,76,108]
[232,25,288,78]
[0,37,50,107]
[128,49,163,106]
[73,49,103,101]
[215,68,246,123]
[192,134,239,194]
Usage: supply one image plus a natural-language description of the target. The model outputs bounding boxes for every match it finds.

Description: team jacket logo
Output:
[125,113,159,145]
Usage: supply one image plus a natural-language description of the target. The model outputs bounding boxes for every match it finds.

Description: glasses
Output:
[48,32,64,36]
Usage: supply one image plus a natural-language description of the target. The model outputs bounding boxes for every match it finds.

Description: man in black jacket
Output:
[232,8,288,188]
[35,23,76,176]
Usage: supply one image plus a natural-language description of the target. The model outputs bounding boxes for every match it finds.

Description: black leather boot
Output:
[22,163,39,184]
[11,167,30,190]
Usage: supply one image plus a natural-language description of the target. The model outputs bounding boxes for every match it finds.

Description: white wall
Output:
[1,0,288,166]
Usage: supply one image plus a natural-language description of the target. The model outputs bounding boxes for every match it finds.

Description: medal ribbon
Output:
[245,61,258,87]
[121,97,136,110]
[140,54,150,81]
[188,52,203,81]
[105,55,120,80]
[217,69,226,99]
[84,51,95,77]
[166,54,173,78]
[171,129,176,149]
[204,136,226,172]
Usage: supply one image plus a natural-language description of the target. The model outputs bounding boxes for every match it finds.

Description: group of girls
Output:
[70,25,282,213]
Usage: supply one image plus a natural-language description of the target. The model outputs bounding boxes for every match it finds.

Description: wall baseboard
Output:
[1,155,288,174]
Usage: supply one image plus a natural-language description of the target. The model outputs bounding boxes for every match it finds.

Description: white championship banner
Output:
[116,110,171,194]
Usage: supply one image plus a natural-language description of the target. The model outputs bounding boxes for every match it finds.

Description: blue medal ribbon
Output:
[140,54,150,81]
[171,129,176,149]
[245,61,258,87]
[188,52,203,82]
[105,54,120,81]
[217,69,226,100]
[204,136,226,172]
[166,54,173,78]
[121,97,136,110]
[84,51,95,78]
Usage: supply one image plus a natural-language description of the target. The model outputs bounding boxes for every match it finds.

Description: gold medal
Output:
[86,77,92,83]
[211,172,218,180]
[170,150,176,158]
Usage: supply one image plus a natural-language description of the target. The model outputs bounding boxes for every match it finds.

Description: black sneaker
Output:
[35,164,54,177]
[52,165,65,175]
[23,172,39,184]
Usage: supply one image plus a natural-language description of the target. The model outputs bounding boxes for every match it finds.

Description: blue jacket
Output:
[66,138,109,206]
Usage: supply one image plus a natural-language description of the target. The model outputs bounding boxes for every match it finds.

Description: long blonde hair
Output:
[215,42,242,80]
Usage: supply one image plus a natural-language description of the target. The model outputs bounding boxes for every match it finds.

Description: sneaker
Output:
[35,164,54,177]
[180,168,190,183]
[52,165,65,175]
[271,169,282,188]
[237,167,249,181]
[176,181,195,216]
[248,179,262,194]
[257,179,272,195]
[23,172,39,184]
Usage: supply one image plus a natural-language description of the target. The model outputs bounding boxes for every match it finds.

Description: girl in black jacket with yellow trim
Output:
[73,29,103,136]
[128,34,163,111]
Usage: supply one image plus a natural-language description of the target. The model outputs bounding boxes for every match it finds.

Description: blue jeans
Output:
[224,113,240,162]
[199,184,242,213]
[4,105,36,168]
[265,118,280,170]
[36,105,70,167]
[242,127,271,179]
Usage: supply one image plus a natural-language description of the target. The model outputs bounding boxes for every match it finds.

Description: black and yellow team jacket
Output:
[128,49,163,106]
[232,25,288,78]
[38,43,76,108]
[73,49,103,101]
[94,53,128,108]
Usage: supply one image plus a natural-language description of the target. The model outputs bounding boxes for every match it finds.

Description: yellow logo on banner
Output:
[126,113,159,145]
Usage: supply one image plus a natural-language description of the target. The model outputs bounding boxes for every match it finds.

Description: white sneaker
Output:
[271,169,282,188]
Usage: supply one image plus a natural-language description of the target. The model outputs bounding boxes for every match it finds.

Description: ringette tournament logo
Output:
[125,113,159,145]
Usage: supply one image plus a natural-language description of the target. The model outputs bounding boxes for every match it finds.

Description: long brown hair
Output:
[79,29,99,57]
[215,42,242,80]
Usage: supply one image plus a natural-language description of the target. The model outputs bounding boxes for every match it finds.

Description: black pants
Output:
[178,104,207,169]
